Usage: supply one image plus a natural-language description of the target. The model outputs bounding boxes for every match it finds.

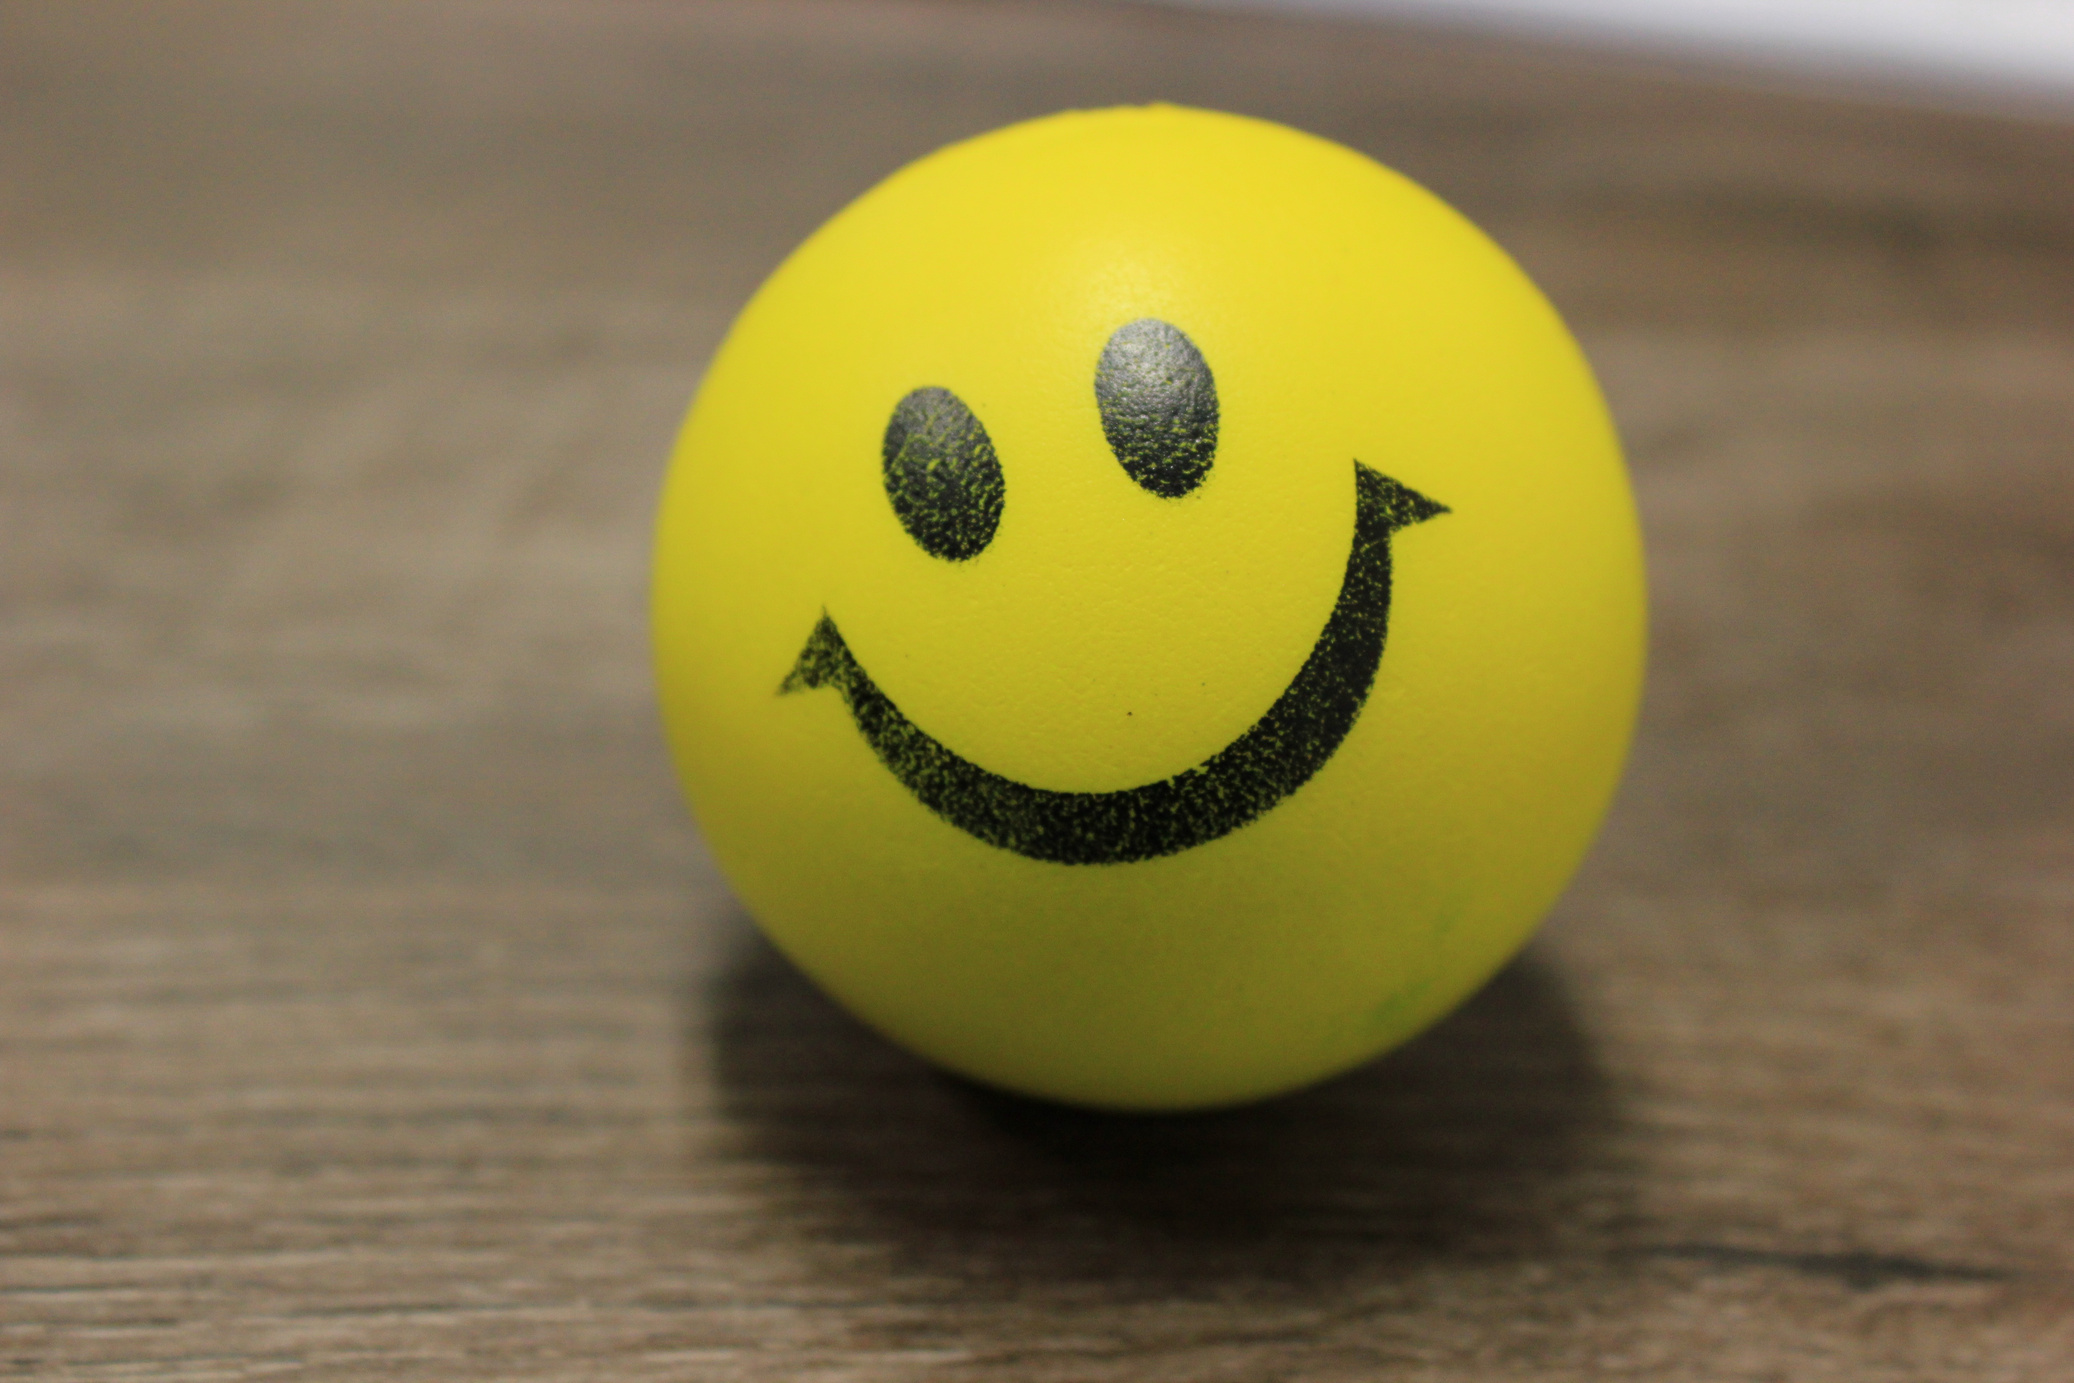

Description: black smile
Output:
[781,461,1447,865]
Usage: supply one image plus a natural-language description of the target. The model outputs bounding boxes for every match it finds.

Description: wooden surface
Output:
[5,2,2074,1377]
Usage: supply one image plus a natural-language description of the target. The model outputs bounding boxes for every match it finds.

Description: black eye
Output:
[882,386,1005,562]
[1095,318,1218,498]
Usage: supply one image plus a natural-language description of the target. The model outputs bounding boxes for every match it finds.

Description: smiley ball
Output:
[654,106,1644,1110]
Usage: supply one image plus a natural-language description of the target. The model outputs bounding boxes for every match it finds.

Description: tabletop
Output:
[4,2,2073,1378]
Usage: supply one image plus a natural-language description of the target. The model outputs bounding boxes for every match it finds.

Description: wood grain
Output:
[4,1,2073,1376]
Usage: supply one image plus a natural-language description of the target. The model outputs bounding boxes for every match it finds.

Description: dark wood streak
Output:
[3,0,2073,1377]
[1633,1245,2016,1290]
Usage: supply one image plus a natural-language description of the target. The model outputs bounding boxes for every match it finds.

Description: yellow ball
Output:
[653,106,1644,1110]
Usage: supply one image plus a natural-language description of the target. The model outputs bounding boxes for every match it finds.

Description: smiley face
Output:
[653,106,1644,1109]
[781,317,1448,865]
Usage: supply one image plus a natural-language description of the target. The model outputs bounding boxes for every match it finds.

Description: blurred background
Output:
[4,2,2072,1379]
[1185,0,2074,107]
